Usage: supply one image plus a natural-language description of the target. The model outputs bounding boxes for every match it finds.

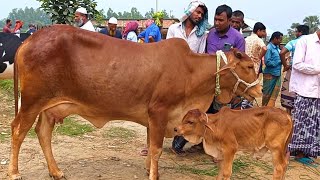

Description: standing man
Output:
[206,4,245,114]
[166,0,209,155]
[280,25,309,114]
[262,31,283,107]
[206,4,245,54]
[138,12,163,43]
[231,10,244,32]
[74,7,95,32]
[2,19,12,33]
[100,17,122,39]
[166,1,208,53]
[26,24,37,34]
[288,30,320,164]
[242,22,267,109]
[245,22,267,75]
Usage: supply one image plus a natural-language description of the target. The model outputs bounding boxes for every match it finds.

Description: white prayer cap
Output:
[76,7,88,15]
[108,17,118,25]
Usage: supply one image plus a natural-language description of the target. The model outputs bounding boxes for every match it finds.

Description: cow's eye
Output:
[187,121,194,124]
[248,65,254,69]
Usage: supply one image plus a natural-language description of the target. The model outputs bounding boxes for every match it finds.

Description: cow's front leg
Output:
[35,112,64,179]
[147,108,168,180]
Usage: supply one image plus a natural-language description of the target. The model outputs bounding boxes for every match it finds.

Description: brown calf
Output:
[175,107,292,180]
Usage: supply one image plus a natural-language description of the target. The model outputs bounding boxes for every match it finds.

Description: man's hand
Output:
[283,64,291,72]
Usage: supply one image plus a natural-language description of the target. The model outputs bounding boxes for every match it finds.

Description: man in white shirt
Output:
[166,0,209,155]
[74,7,95,32]
[166,0,208,53]
[288,30,320,162]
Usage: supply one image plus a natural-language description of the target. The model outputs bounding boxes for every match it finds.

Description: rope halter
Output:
[215,50,260,96]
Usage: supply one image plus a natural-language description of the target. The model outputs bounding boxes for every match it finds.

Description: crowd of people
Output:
[2,18,37,36]
[2,0,319,167]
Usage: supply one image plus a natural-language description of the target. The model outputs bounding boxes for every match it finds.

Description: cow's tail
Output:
[13,50,19,116]
[284,114,293,156]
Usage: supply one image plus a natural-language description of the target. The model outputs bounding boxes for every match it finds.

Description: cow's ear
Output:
[233,49,243,59]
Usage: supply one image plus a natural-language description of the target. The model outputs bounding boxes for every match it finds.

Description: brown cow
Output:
[174,107,293,180]
[8,25,261,180]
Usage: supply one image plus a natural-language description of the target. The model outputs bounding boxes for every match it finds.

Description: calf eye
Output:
[187,121,194,124]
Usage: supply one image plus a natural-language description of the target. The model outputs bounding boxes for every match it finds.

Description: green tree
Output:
[106,8,118,19]
[1,7,51,31]
[145,8,155,19]
[130,7,143,19]
[287,22,300,40]
[303,15,319,33]
[37,0,101,24]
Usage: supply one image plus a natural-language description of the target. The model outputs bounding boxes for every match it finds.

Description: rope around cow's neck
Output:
[215,50,228,96]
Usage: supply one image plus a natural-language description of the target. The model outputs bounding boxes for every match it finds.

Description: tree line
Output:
[1,0,319,42]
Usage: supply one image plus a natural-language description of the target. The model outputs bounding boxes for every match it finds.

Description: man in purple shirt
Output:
[206,4,245,53]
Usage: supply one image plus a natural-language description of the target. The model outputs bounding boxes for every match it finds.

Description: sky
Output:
[1,0,320,34]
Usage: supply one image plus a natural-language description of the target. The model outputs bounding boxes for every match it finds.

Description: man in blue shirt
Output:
[279,25,309,114]
[99,17,122,39]
[138,12,163,43]
[262,31,283,106]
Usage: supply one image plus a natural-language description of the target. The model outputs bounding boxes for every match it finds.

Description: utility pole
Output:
[156,0,158,12]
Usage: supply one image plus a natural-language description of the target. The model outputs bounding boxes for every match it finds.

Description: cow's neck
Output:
[182,54,227,111]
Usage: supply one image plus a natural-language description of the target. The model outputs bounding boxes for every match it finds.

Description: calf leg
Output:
[216,149,236,180]
[8,112,38,180]
[35,112,64,179]
[270,147,287,180]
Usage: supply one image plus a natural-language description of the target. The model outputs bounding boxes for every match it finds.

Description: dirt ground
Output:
[0,88,319,180]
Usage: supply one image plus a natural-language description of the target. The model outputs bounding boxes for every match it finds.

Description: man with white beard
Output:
[74,7,95,32]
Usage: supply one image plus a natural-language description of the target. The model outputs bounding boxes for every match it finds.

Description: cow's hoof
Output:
[49,171,65,180]
[9,174,22,180]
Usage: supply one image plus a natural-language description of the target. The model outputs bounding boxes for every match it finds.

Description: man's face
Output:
[257,29,267,38]
[189,7,205,25]
[231,16,244,31]
[214,12,230,32]
[74,12,85,27]
[275,36,283,45]
[7,21,12,27]
[108,23,117,31]
[294,29,302,38]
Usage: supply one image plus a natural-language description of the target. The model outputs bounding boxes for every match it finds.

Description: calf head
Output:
[215,49,262,104]
[174,109,209,145]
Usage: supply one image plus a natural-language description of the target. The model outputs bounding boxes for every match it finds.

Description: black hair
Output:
[215,4,232,19]
[253,22,266,33]
[270,31,283,41]
[198,5,208,15]
[232,10,244,18]
[296,25,309,35]
[6,19,11,24]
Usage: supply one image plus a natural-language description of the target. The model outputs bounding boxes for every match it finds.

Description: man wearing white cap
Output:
[74,7,95,32]
[99,17,122,39]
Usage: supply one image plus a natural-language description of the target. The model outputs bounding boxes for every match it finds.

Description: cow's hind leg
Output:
[35,112,64,179]
[8,111,38,180]
[270,147,287,180]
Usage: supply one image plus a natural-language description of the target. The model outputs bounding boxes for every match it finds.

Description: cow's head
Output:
[214,49,262,104]
[174,109,212,144]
